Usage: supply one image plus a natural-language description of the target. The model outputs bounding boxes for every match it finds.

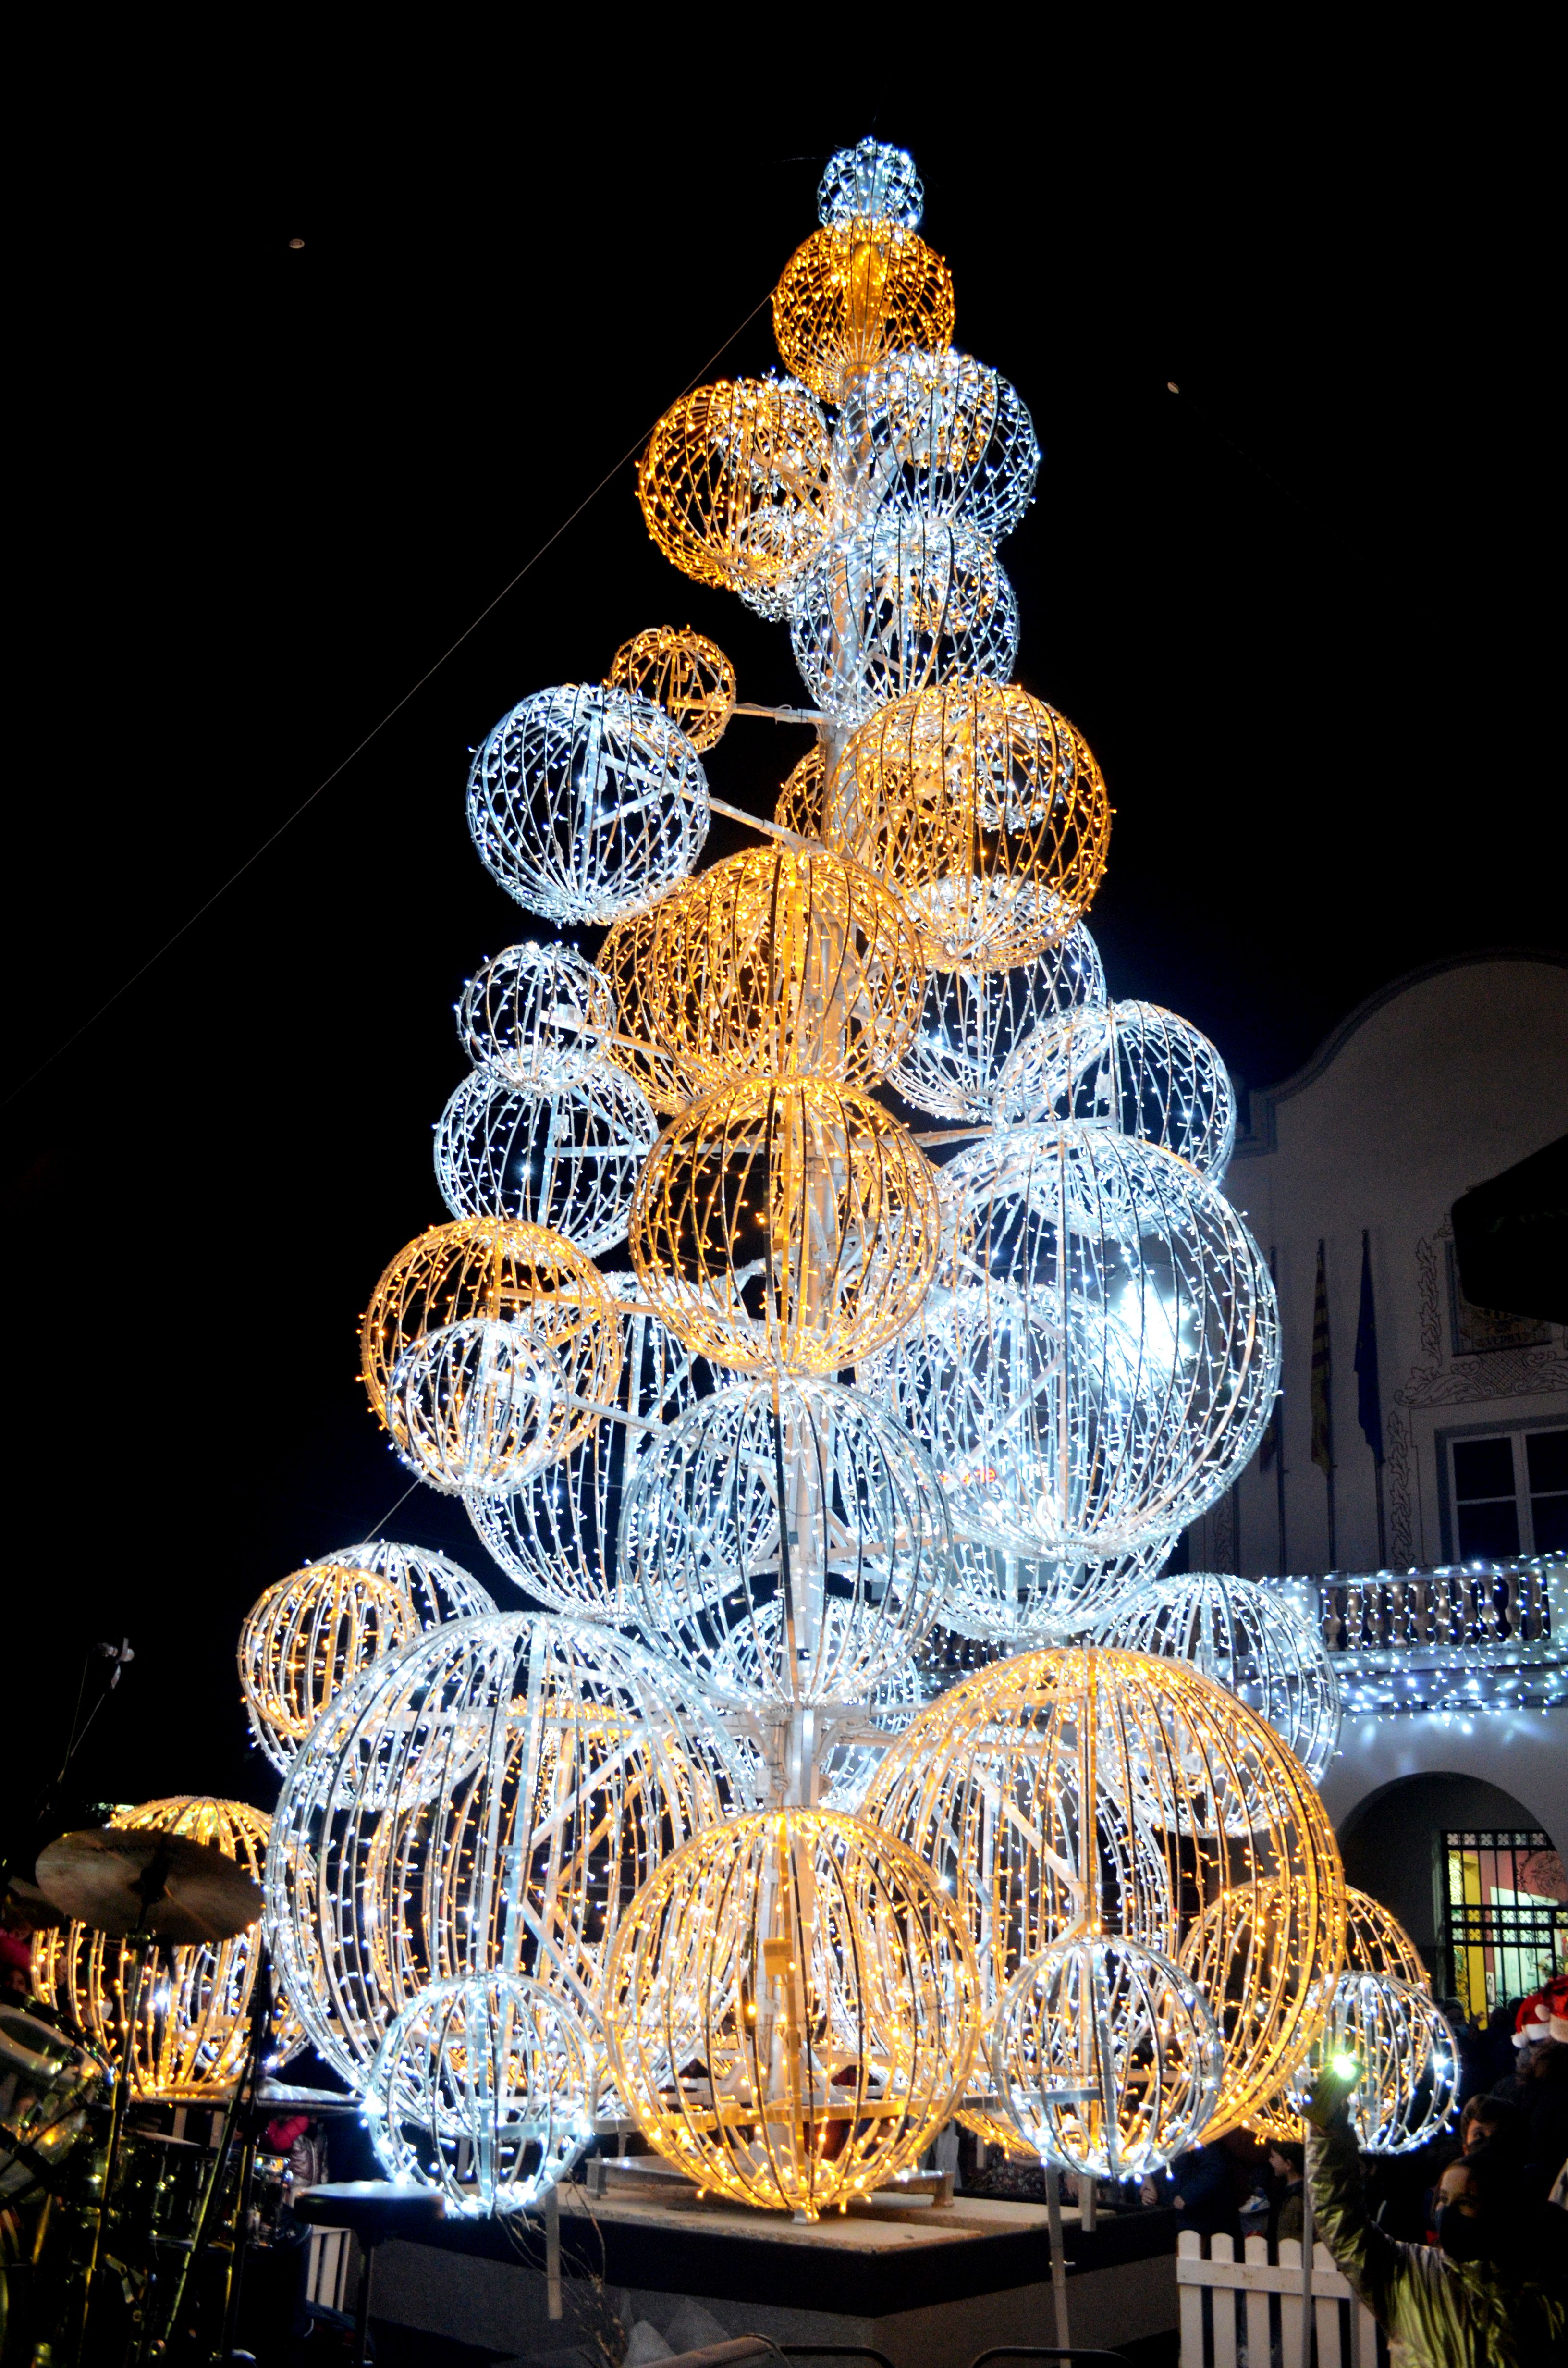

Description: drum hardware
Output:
[0,1639,134,1908]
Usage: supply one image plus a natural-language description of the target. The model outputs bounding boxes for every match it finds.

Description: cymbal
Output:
[5,1876,68,1930]
[34,1829,264,1944]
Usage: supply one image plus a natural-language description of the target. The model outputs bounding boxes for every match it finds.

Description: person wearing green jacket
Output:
[1302,2060,1568,2366]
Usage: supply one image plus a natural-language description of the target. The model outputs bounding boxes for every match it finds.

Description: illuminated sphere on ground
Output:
[366,1973,594,2218]
[1287,1975,1459,2155]
[608,626,736,752]
[998,1936,1224,2180]
[996,999,1237,1180]
[239,1545,495,1774]
[466,683,709,925]
[32,1799,293,2102]
[1088,1572,1341,1784]
[433,1063,658,1254]
[467,1278,710,1621]
[629,1078,940,1373]
[620,1378,950,1704]
[817,139,924,231]
[824,683,1111,967]
[637,845,927,1098]
[836,350,1040,544]
[773,225,955,407]
[604,1808,977,2218]
[865,1647,1346,2144]
[457,944,612,1091]
[637,380,833,619]
[888,923,1107,1122]
[361,1217,620,1495]
[863,1125,1279,1565]
[265,1611,754,2092]
[791,516,1019,726]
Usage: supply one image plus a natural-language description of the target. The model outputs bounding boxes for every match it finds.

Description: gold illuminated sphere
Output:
[604,1808,977,2218]
[865,1647,1346,2147]
[30,1799,292,2102]
[638,844,927,1097]
[637,380,833,617]
[239,1562,416,1772]
[608,627,736,754]
[825,682,1113,970]
[1243,1887,1425,2143]
[773,223,956,407]
[629,1078,940,1373]
[360,1217,620,1491]
[597,890,699,1116]
[774,745,825,840]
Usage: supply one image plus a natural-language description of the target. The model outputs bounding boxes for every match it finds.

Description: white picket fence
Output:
[305,2225,354,2314]
[1177,2231,1386,2368]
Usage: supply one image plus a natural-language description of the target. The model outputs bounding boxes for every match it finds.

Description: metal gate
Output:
[1439,1829,1568,2012]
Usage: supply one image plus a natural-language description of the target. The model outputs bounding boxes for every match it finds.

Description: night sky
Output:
[4,72,1555,1849]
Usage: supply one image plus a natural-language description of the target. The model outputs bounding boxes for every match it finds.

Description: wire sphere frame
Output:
[836,350,1041,544]
[773,225,955,407]
[791,516,1020,727]
[1286,1974,1459,2155]
[457,944,613,1092]
[637,380,834,620]
[996,999,1238,1181]
[817,141,924,231]
[888,923,1107,1122]
[467,683,710,926]
[433,1063,659,1256]
[603,1807,978,2219]
[609,626,736,752]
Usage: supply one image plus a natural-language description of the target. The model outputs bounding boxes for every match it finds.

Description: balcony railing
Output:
[1313,1554,1568,1716]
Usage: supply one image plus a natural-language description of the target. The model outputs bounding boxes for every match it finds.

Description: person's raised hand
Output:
[1299,2055,1360,2130]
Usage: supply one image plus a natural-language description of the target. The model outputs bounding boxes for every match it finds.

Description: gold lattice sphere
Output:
[360,1217,621,1493]
[608,627,736,754]
[637,380,833,617]
[637,845,927,1098]
[30,1799,290,2102]
[604,1808,977,2218]
[773,224,956,407]
[239,1563,415,1774]
[597,890,701,1116]
[774,745,825,840]
[1243,1886,1425,2142]
[865,1647,1346,2148]
[825,682,1113,970]
[629,1078,940,1373]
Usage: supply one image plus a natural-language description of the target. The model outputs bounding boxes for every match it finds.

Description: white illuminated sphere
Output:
[387,1319,577,1498]
[367,1973,594,2218]
[996,999,1237,1180]
[818,138,924,229]
[467,1279,710,1621]
[265,1610,754,2091]
[620,1378,950,1704]
[940,1529,1179,1646]
[466,684,709,925]
[998,1936,1224,2180]
[325,1541,496,1623]
[861,1124,1279,1565]
[1287,1975,1459,2155]
[1088,1572,1341,1783]
[836,350,1040,544]
[458,943,612,1090]
[818,1654,924,1811]
[791,515,1019,725]
[888,925,1106,1122]
[434,1064,658,1254]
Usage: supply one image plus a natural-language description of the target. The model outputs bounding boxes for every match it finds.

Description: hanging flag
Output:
[1310,1240,1333,1477]
[1354,1228,1384,1464]
[1260,1246,1282,1467]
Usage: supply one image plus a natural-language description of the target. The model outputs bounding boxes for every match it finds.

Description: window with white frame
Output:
[1444,1423,1568,1560]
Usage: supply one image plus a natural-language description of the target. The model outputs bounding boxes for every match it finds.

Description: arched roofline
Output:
[1233,947,1568,1158]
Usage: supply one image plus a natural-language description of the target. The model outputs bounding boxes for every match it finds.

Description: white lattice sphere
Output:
[604,1809,977,2218]
[996,1000,1237,1180]
[265,1611,753,2092]
[457,944,612,1091]
[863,1125,1279,1564]
[819,1656,924,1812]
[467,1278,710,1621]
[791,518,1019,726]
[361,1218,620,1496]
[629,1079,941,1375]
[865,1648,1347,2145]
[998,1937,1224,2180]
[825,684,1111,969]
[239,1546,495,1775]
[818,139,924,230]
[434,1065,658,1255]
[938,1530,1179,1648]
[1287,1975,1459,2155]
[889,925,1106,1122]
[620,1379,949,1705]
[837,351,1040,544]
[1088,1573,1341,1784]
[367,1974,594,2217]
[466,685,709,925]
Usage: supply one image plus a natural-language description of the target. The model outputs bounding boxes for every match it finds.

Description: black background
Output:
[4,53,1556,1850]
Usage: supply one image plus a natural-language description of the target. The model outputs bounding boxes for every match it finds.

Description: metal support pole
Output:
[1043,2166,1070,2352]
[1298,2167,1314,2368]
[545,2182,563,2321]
